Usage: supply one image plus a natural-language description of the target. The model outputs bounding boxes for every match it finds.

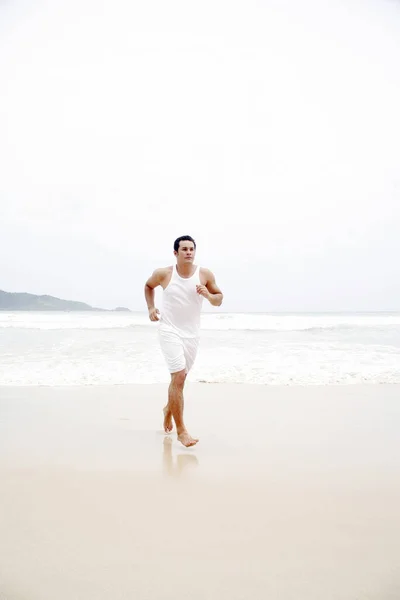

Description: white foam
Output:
[0,311,149,330]
[201,312,400,331]
[1,311,400,386]
[2,311,400,332]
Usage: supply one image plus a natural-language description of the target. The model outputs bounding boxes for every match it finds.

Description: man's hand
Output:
[196,285,211,300]
[148,307,160,322]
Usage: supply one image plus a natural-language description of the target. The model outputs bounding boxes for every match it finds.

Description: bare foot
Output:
[163,406,173,433]
[177,431,199,447]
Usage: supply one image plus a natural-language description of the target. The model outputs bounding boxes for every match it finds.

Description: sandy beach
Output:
[1,383,400,600]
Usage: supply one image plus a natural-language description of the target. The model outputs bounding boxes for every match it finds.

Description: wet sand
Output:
[0,384,399,599]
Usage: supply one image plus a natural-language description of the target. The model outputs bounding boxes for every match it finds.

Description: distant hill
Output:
[0,290,130,312]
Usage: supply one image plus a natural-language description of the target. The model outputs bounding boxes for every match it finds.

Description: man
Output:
[144,235,223,447]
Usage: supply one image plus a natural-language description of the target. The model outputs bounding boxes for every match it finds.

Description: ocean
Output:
[1,311,400,386]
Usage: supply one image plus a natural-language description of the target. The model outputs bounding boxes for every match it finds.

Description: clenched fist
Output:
[148,307,160,321]
[196,285,210,300]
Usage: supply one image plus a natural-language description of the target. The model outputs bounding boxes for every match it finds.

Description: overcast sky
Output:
[1,0,399,312]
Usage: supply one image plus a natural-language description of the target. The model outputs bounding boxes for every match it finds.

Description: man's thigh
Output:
[182,337,200,373]
[158,330,186,373]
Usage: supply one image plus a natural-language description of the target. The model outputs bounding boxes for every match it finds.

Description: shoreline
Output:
[1,380,400,387]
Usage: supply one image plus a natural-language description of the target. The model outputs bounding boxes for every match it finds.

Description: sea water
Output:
[1,311,400,385]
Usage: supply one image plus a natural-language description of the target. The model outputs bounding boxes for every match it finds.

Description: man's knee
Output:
[171,369,186,388]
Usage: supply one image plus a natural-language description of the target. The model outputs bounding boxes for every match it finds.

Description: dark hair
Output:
[174,235,196,252]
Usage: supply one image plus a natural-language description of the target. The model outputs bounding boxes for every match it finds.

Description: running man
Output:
[144,235,223,447]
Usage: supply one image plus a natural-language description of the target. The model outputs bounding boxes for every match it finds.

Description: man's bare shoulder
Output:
[146,266,173,288]
[154,266,173,284]
[200,267,214,280]
[155,266,173,277]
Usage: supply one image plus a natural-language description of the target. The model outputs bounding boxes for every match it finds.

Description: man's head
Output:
[173,235,196,263]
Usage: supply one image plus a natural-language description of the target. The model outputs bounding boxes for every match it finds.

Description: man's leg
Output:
[159,330,184,434]
[168,369,198,447]
[158,331,198,445]
[163,405,174,434]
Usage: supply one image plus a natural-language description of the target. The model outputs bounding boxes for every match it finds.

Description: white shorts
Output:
[158,329,199,374]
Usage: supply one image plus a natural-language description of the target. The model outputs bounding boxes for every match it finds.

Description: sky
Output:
[1,0,399,312]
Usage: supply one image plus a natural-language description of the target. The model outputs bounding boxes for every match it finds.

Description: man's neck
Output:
[176,263,196,277]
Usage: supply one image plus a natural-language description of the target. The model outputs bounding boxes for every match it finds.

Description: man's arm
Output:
[197,269,223,307]
[144,269,164,321]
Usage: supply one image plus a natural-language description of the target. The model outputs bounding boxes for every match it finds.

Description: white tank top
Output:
[159,265,203,338]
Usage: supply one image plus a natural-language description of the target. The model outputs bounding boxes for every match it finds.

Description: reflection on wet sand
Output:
[162,436,199,477]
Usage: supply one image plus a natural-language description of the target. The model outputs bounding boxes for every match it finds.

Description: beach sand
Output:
[0,384,399,600]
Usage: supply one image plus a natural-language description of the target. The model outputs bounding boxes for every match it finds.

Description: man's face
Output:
[175,241,196,262]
